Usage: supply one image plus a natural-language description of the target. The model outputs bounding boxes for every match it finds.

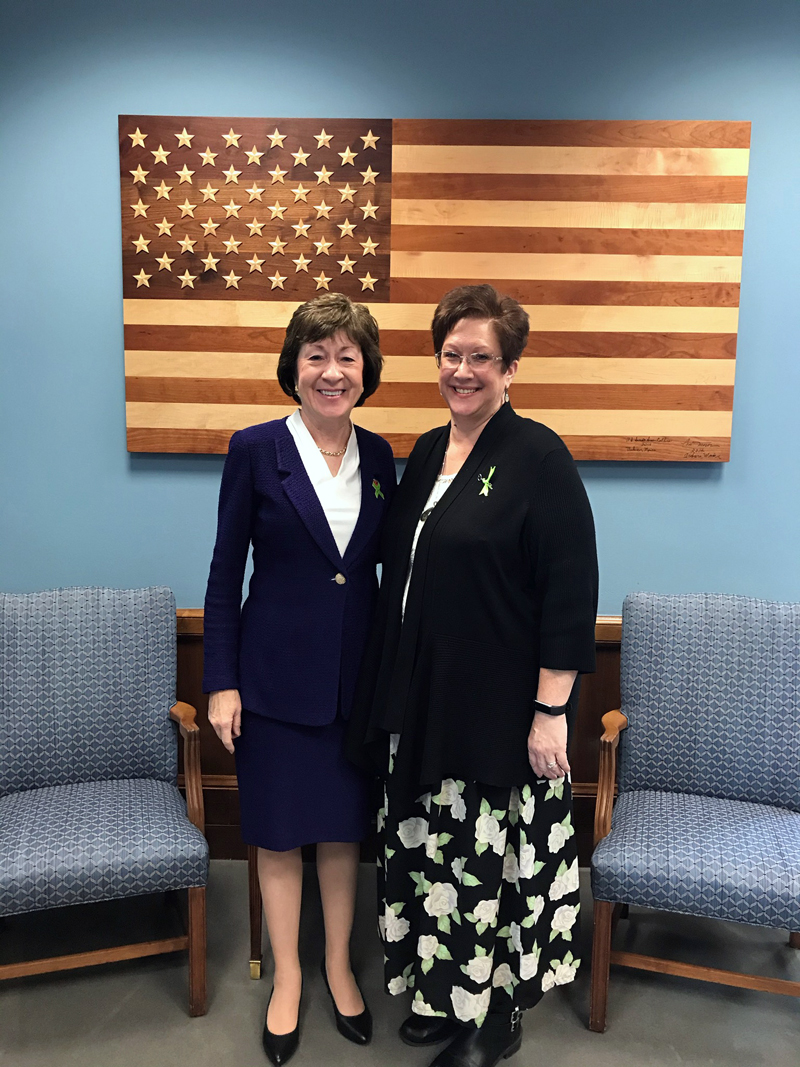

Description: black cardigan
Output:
[346,402,598,801]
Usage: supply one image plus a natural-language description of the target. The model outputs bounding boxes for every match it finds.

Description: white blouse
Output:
[286,409,361,558]
[401,473,456,618]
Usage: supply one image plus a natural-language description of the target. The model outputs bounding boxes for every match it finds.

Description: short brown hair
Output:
[431,284,529,369]
[277,293,383,406]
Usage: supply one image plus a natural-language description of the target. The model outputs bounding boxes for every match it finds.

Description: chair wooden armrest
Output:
[170,702,205,835]
[593,709,628,847]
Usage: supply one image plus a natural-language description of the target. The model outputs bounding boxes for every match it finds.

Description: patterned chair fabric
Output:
[0,779,209,916]
[0,587,178,797]
[592,592,800,929]
[0,587,209,918]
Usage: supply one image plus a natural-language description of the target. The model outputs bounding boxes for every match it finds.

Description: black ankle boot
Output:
[399,1013,462,1046]
[428,1009,522,1067]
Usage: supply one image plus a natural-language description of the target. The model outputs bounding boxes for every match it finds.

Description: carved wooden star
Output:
[361,200,378,219]
[201,218,220,236]
[247,218,265,236]
[245,145,264,166]
[313,236,333,256]
[129,127,147,148]
[223,200,242,218]
[178,270,197,289]
[268,201,287,220]
[339,183,356,203]
[178,235,197,254]
[314,272,331,290]
[293,253,311,273]
[314,200,332,219]
[314,128,333,149]
[176,164,195,184]
[360,236,379,256]
[223,234,242,254]
[292,183,309,203]
[291,147,310,167]
[223,128,242,148]
[199,146,218,166]
[178,199,196,217]
[175,128,194,147]
[338,146,357,166]
[201,252,220,271]
[200,182,217,202]
[130,165,149,184]
[292,219,311,239]
[247,183,265,202]
[224,270,242,288]
[337,218,356,238]
[133,268,151,287]
[269,236,287,255]
[156,252,174,271]
[156,217,174,236]
[269,270,286,289]
[130,199,148,218]
[151,144,171,165]
[132,234,150,254]
[154,180,172,200]
[223,165,241,184]
[247,254,264,273]
[360,272,377,291]
[337,254,356,274]
[361,129,379,150]
[360,166,378,185]
[268,128,286,149]
[268,165,287,184]
[315,165,333,185]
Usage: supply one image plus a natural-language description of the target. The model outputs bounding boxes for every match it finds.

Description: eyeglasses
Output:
[435,351,503,370]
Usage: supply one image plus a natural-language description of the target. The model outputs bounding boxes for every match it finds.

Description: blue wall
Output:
[1,0,798,612]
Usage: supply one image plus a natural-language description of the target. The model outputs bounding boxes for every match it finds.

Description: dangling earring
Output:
[504,387,510,404]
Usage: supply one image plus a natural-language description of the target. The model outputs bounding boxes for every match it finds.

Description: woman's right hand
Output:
[208,689,242,754]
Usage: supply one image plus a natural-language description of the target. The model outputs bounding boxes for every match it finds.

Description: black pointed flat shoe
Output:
[428,1011,523,1067]
[262,984,302,1066]
[321,958,373,1045]
[399,1013,462,1047]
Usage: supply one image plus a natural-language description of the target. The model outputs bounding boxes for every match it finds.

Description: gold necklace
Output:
[319,445,347,457]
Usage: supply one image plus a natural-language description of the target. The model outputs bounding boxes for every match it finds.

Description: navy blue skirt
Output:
[234,709,371,852]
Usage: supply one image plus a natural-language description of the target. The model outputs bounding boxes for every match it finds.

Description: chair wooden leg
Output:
[589,900,614,1033]
[187,886,207,1017]
[790,932,800,950]
[248,844,263,979]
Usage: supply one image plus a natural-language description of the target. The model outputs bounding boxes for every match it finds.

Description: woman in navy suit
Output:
[203,294,396,1065]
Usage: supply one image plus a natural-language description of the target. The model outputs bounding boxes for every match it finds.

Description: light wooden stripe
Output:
[391,200,746,230]
[126,401,732,437]
[125,352,736,387]
[124,300,739,334]
[390,252,741,284]
[391,145,750,177]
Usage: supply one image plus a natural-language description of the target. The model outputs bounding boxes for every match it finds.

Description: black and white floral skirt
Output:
[377,738,581,1027]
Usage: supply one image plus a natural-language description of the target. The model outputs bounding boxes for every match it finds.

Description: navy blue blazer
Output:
[202,417,396,726]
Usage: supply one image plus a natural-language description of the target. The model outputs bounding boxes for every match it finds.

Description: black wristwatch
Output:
[534,699,568,717]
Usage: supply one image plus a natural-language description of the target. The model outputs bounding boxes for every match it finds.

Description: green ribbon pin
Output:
[372,478,384,500]
[478,466,496,497]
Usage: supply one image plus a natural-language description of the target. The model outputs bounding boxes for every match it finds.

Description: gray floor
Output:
[2,861,798,1066]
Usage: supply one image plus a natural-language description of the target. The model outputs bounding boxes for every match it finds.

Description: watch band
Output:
[534,699,568,717]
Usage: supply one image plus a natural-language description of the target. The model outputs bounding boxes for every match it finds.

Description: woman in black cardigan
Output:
[348,285,598,1067]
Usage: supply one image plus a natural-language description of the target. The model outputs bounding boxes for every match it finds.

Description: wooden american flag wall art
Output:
[120,116,749,461]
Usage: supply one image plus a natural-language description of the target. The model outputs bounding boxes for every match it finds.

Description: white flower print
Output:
[389,733,400,757]
[502,849,520,883]
[555,962,577,985]
[388,975,407,994]
[384,905,410,943]
[451,795,467,822]
[419,792,432,813]
[492,826,507,856]
[423,882,458,917]
[541,970,556,992]
[520,950,540,981]
[377,806,386,833]
[425,833,439,859]
[508,787,520,812]
[417,935,440,960]
[528,895,545,924]
[551,904,578,938]
[492,962,514,988]
[398,816,428,849]
[475,812,501,847]
[519,842,536,880]
[450,985,491,1023]
[472,898,500,925]
[451,856,465,883]
[465,955,493,984]
[563,857,580,893]
[547,814,574,854]
[437,779,459,804]
[412,996,440,1017]
[549,858,579,901]
[509,921,522,952]
[521,794,535,824]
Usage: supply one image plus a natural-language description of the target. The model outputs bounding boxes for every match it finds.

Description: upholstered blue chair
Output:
[0,587,210,1015]
[590,592,800,1031]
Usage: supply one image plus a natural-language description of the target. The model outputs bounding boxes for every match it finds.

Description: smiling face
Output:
[438,318,518,427]
[295,330,365,424]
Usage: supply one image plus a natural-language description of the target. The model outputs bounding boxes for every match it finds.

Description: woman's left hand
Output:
[527,712,570,779]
